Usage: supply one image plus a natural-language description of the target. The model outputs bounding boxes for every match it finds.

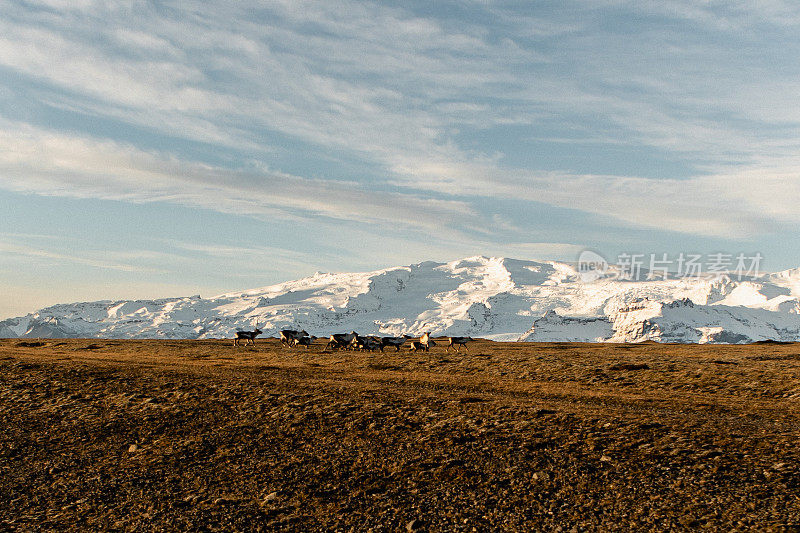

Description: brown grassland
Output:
[1,337,800,531]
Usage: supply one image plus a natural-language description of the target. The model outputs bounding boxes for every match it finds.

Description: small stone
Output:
[128,444,139,453]
[406,519,423,531]
[532,471,550,482]
[600,455,612,462]
[264,491,278,502]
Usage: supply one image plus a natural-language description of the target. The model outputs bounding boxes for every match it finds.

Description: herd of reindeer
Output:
[233,326,475,352]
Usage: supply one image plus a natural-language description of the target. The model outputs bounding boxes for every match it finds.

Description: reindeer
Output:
[291,335,316,349]
[446,336,475,352]
[347,333,382,351]
[280,329,309,347]
[409,340,429,352]
[355,336,381,352]
[325,331,358,350]
[324,337,347,351]
[234,323,263,346]
[419,331,435,351]
[380,336,407,352]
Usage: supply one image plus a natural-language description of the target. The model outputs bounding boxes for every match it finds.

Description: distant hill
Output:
[3,256,800,343]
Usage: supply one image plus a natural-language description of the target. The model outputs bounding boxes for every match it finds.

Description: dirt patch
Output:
[15,341,46,348]
[458,396,487,404]
[749,353,800,361]
[608,363,650,371]
[366,363,404,371]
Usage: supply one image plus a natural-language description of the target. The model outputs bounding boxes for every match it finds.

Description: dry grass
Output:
[2,338,800,530]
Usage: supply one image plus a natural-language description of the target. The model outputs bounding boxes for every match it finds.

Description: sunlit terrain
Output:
[2,338,799,530]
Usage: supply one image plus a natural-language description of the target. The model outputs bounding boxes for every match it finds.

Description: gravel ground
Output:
[1,338,800,531]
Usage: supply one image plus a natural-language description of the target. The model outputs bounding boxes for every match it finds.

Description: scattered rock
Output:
[3,337,800,531]
[406,519,423,531]
[532,471,551,482]
[698,449,722,459]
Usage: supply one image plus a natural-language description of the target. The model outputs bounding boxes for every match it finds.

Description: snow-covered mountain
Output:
[4,256,800,343]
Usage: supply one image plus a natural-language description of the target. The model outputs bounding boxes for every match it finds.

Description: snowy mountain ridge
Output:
[4,256,800,343]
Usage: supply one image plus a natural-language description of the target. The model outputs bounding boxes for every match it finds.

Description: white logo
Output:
[578,250,609,283]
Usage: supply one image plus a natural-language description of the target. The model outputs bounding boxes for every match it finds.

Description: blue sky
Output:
[3,0,800,318]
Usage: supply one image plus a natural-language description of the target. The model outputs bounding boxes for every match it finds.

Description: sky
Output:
[3,0,800,318]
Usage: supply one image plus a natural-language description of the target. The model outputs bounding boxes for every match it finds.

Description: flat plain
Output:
[1,338,800,531]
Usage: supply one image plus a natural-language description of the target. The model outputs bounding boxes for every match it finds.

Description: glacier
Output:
[4,256,800,343]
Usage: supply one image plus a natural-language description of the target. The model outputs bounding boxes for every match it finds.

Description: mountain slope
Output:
[3,256,800,343]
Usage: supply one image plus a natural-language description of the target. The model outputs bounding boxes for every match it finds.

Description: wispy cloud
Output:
[0,120,479,235]
[0,239,161,273]
[390,156,800,238]
[162,239,341,276]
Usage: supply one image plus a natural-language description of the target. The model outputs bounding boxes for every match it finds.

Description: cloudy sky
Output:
[3,0,800,318]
